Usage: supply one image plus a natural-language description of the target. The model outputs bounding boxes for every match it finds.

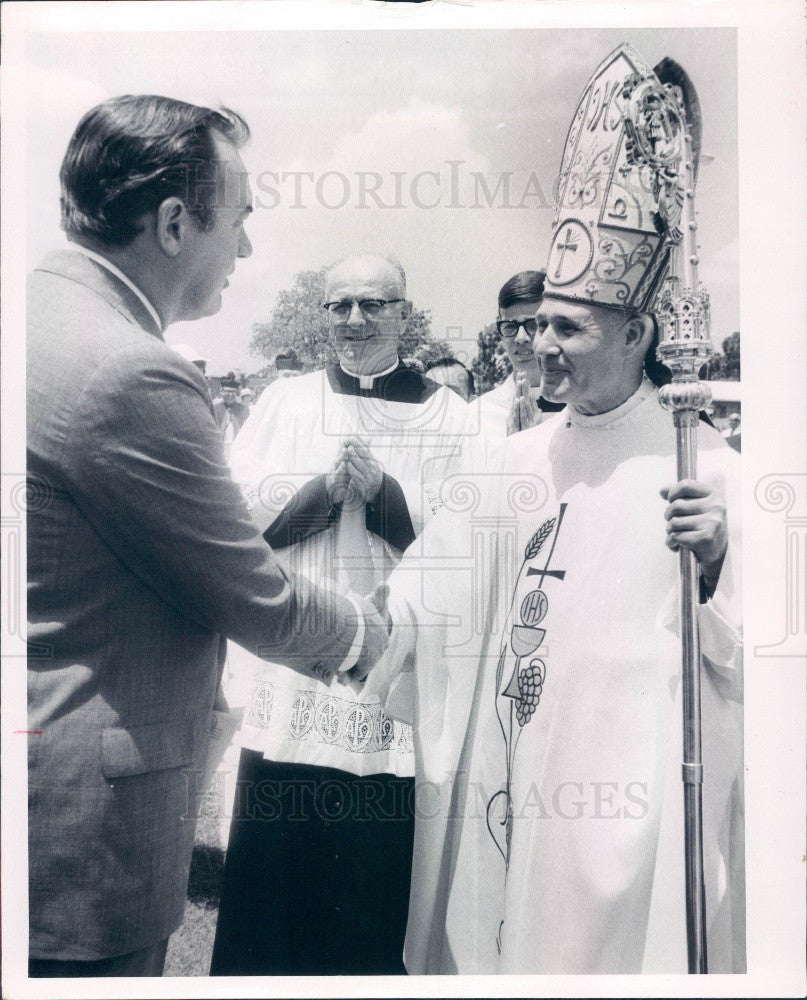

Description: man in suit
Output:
[213,375,250,453]
[27,95,387,977]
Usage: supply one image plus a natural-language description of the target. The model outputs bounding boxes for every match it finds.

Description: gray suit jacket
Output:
[27,249,357,960]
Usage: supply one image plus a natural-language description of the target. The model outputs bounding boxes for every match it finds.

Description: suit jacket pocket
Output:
[101,717,205,779]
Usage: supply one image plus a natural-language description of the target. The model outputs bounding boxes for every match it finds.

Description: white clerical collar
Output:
[339,358,399,390]
[565,377,655,429]
[72,245,164,333]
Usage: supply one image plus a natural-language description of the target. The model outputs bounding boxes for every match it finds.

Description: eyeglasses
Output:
[322,298,405,320]
[496,317,539,340]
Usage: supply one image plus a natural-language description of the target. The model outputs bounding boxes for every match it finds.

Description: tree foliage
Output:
[250,267,332,370]
[699,331,740,381]
[250,265,450,371]
[405,332,456,371]
[471,322,512,394]
[708,332,741,381]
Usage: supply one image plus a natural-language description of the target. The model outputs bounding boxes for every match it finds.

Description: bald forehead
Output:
[325,256,405,298]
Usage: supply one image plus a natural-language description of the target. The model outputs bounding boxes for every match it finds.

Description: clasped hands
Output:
[324,437,389,687]
[506,372,542,436]
[326,437,383,509]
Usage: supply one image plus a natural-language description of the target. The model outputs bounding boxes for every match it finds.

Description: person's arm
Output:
[65,344,378,677]
[365,473,416,553]
[262,474,340,549]
[259,446,416,552]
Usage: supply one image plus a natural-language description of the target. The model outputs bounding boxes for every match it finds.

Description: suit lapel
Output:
[34,248,164,339]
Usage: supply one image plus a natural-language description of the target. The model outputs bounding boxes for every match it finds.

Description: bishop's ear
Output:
[623,311,654,356]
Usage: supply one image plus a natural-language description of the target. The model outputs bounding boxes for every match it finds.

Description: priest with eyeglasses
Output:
[210,253,468,976]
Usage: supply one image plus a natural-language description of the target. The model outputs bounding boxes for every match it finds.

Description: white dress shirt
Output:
[71,244,164,333]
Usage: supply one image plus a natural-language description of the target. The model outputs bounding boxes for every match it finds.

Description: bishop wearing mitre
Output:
[369,44,744,975]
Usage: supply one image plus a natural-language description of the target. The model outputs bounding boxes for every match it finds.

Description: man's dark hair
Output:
[639,311,713,423]
[60,95,250,248]
[423,356,476,398]
[275,350,303,372]
[641,313,672,388]
[498,270,546,312]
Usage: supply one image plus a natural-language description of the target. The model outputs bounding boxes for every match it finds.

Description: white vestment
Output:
[464,376,562,470]
[227,365,468,777]
[371,380,744,973]
[474,375,517,438]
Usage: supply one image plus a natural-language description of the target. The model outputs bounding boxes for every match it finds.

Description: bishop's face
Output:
[324,257,411,376]
[533,298,643,415]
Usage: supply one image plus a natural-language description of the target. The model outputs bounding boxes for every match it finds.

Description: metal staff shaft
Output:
[656,225,713,972]
[661,366,712,975]
[675,408,708,973]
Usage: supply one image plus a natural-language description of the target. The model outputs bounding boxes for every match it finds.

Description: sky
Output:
[26,26,738,375]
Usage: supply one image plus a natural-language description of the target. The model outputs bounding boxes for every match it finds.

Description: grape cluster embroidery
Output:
[516,657,546,727]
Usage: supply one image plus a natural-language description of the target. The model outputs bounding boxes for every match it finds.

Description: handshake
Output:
[338,584,393,689]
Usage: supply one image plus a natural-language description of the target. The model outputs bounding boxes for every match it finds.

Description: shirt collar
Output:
[71,245,164,333]
[339,357,400,390]
[565,377,654,429]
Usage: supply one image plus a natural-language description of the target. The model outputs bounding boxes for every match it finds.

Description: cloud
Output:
[250,97,484,191]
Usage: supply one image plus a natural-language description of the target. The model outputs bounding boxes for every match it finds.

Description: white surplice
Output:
[370,379,744,973]
[226,366,468,777]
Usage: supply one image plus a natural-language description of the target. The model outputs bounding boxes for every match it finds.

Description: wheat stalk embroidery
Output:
[524,517,556,561]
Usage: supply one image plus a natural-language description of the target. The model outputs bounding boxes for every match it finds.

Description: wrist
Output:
[338,594,366,673]
[367,472,383,504]
[698,552,725,600]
